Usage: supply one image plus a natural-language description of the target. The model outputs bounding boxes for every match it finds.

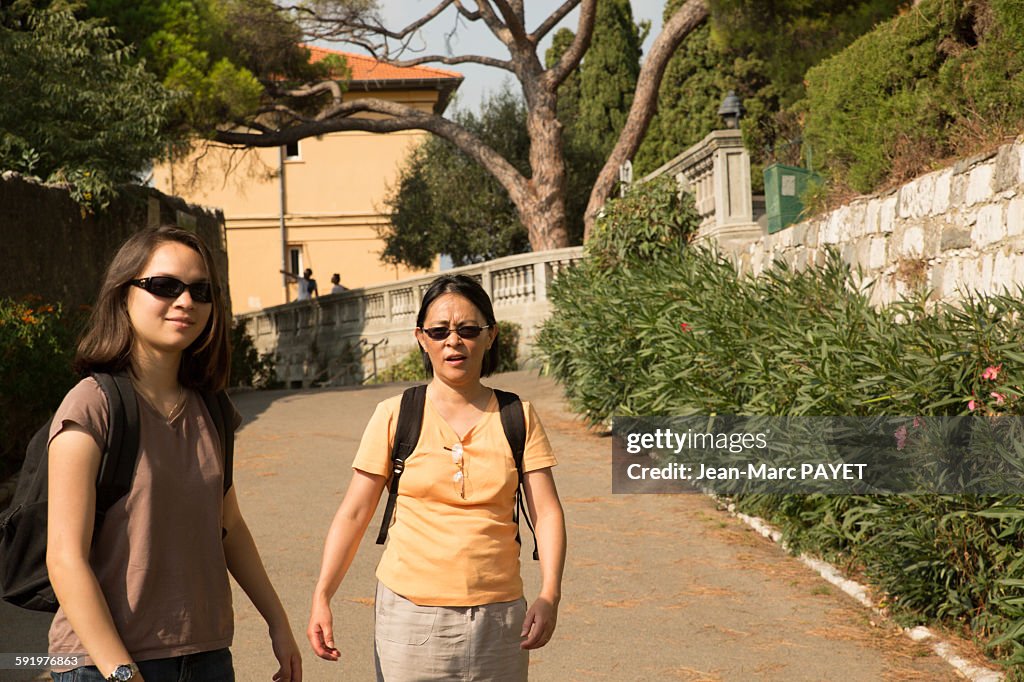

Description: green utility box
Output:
[764,163,819,233]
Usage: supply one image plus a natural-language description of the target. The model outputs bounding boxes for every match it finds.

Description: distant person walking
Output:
[329,273,347,295]
[281,268,318,301]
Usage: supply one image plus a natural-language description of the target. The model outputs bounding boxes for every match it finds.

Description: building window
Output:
[289,246,302,275]
[284,140,300,160]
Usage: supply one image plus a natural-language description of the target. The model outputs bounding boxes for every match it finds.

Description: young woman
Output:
[46,226,302,682]
[308,274,567,681]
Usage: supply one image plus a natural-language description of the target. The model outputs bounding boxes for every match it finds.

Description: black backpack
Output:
[0,372,235,612]
[376,385,539,560]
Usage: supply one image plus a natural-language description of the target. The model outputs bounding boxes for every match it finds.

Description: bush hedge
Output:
[536,185,1024,671]
[802,0,1024,193]
[0,297,80,478]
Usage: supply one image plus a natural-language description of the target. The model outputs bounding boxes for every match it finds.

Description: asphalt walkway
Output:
[1,371,975,681]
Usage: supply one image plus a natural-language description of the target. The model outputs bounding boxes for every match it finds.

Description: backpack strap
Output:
[201,390,235,494]
[376,385,427,545]
[494,389,538,561]
[92,372,140,523]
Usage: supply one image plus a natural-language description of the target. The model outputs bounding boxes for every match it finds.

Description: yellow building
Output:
[152,47,463,313]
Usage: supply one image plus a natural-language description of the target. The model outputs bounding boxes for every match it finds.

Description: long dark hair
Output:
[75,226,231,392]
[416,274,500,378]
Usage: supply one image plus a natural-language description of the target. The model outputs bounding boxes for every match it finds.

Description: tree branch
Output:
[546,0,595,90]
[528,0,579,44]
[214,98,530,204]
[490,0,529,45]
[584,0,710,240]
[276,79,344,103]
[385,53,513,71]
[289,1,456,41]
[470,0,513,45]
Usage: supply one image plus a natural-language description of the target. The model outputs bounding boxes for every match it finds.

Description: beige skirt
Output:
[373,582,529,681]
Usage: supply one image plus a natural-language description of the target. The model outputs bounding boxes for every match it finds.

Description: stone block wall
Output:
[735,137,1024,305]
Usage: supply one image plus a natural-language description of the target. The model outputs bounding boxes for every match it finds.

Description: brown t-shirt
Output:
[47,377,238,668]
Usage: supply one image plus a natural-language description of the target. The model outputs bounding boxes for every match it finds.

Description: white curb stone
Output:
[715,496,1006,682]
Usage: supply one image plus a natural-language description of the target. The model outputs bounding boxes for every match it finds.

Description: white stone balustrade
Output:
[642,128,762,252]
[239,247,584,387]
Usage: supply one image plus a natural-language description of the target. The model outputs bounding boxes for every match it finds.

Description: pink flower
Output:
[894,425,908,451]
[679,323,691,333]
[991,392,1006,405]
[968,399,977,411]
[981,364,1002,381]
[912,417,922,429]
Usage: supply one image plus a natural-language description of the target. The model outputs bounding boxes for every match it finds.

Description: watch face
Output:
[113,665,134,681]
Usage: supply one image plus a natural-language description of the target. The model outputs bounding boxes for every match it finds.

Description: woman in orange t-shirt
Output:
[308,274,567,681]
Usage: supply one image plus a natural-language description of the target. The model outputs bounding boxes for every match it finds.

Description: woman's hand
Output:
[307,597,341,661]
[270,623,303,682]
[520,595,559,650]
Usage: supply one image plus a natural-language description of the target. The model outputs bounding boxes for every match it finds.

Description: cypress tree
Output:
[575,0,644,159]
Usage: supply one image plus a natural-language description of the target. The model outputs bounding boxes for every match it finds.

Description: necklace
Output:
[164,384,186,421]
[134,380,185,421]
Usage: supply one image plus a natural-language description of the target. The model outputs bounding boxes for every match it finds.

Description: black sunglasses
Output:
[129,276,213,304]
[419,325,492,341]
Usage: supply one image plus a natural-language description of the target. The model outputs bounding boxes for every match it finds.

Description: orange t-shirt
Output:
[352,390,556,606]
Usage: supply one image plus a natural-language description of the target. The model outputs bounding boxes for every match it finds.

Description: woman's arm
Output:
[520,467,567,650]
[47,427,144,681]
[308,469,387,661]
[222,487,302,682]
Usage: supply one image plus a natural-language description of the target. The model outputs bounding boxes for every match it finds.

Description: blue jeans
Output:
[50,648,233,682]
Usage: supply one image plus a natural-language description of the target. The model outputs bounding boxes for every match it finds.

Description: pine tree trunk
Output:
[521,87,571,251]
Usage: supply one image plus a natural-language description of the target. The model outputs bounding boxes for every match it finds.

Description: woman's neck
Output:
[131,345,182,394]
[428,377,490,409]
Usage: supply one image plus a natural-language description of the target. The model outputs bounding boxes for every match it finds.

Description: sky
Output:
[333,1,669,114]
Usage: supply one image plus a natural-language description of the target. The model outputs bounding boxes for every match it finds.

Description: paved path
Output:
[1,371,975,681]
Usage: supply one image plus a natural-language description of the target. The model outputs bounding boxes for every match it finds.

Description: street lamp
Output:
[717,91,744,129]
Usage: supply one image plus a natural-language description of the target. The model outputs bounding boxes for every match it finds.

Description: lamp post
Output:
[717,91,744,129]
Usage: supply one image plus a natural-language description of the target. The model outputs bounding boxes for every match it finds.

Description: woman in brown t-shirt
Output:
[47,226,302,682]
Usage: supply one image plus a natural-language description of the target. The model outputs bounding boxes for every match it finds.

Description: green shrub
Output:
[802,0,1024,193]
[371,347,427,384]
[495,320,520,374]
[229,319,277,389]
[0,297,80,476]
[541,245,1024,422]
[586,174,701,271]
[536,188,1024,667]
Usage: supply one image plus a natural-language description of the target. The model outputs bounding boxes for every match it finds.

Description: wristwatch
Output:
[107,663,138,681]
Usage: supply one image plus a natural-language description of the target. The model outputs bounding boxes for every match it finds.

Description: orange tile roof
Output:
[305,45,464,83]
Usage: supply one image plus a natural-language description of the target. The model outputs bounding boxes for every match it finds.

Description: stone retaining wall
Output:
[735,137,1024,305]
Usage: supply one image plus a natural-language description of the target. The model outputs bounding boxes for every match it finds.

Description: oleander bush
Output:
[0,297,81,479]
[536,184,1024,671]
[802,0,1024,194]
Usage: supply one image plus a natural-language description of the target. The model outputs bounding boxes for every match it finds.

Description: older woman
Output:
[308,274,566,681]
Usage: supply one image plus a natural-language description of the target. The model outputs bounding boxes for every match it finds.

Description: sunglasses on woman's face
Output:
[419,324,492,341]
[129,276,213,304]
